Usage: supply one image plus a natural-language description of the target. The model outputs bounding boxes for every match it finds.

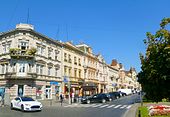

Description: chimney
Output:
[111,59,117,66]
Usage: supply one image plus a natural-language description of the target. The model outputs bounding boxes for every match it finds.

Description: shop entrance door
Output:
[45,87,51,99]
[18,85,24,96]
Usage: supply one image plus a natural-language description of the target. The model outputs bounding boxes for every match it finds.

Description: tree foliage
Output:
[138,18,170,102]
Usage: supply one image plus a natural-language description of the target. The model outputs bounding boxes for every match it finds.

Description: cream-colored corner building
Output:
[61,42,84,97]
[0,24,62,100]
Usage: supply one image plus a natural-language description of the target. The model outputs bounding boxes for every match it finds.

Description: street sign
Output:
[50,81,59,86]
[63,76,69,83]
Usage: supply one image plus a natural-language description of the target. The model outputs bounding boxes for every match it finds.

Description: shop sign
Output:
[50,81,59,86]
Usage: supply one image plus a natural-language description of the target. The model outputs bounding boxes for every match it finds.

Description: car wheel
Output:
[21,105,24,112]
[10,103,13,110]
[102,99,106,103]
[87,100,90,104]
[116,96,119,99]
[109,98,112,102]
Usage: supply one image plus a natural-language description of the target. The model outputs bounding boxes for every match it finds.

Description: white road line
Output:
[114,105,122,108]
[120,105,127,109]
[99,104,109,108]
[126,105,132,109]
[64,105,72,107]
[83,104,92,107]
[92,104,103,107]
[106,105,115,108]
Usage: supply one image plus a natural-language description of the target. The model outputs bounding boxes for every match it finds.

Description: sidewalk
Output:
[123,103,140,117]
[39,99,79,107]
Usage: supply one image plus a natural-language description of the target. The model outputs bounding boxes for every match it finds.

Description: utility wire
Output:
[6,0,20,30]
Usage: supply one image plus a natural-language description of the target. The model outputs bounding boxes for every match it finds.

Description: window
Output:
[68,54,71,63]
[13,63,16,72]
[78,58,81,66]
[19,63,25,73]
[40,65,43,74]
[28,64,31,72]
[64,53,67,62]
[1,64,5,74]
[74,57,77,65]
[36,64,40,73]
[37,46,45,55]
[64,66,67,75]
[74,69,77,77]
[69,68,71,76]
[55,50,58,60]
[36,64,43,74]
[6,64,8,73]
[48,48,53,59]
[79,70,81,78]
[2,43,11,54]
[48,67,51,75]
[19,41,28,50]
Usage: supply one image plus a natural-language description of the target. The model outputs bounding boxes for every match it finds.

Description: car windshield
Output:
[21,97,35,101]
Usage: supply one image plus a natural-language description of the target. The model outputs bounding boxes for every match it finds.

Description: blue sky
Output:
[1,0,170,72]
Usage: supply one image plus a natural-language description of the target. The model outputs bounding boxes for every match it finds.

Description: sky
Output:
[1,0,170,72]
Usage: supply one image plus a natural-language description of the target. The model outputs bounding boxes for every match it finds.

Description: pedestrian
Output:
[60,93,63,106]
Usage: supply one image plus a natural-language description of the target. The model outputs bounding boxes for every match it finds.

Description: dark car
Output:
[107,92,121,100]
[119,91,127,96]
[81,93,111,104]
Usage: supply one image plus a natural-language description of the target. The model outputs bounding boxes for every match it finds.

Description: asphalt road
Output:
[0,94,140,117]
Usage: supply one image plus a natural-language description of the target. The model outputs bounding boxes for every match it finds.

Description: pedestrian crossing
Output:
[63,104,132,110]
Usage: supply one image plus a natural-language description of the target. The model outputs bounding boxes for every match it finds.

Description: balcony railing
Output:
[9,48,36,59]
[4,72,37,79]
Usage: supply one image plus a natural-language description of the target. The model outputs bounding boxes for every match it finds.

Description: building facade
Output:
[0,23,140,101]
[76,44,98,96]
[62,42,84,98]
[0,24,62,100]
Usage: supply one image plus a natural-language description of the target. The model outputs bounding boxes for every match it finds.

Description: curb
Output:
[123,103,140,117]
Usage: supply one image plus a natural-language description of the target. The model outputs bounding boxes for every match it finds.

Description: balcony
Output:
[4,72,37,80]
[9,48,36,59]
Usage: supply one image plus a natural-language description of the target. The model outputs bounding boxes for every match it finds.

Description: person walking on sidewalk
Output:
[60,93,63,106]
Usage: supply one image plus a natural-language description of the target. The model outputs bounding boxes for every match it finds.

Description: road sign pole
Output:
[68,81,71,104]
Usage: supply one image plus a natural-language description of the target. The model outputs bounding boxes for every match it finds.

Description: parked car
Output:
[11,96,42,112]
[119,91,127,96]
[118,89,132,95]
[81,93,111,104]
[107,92,121,100]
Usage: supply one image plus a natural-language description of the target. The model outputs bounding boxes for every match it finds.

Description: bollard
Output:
[138,110,141,117]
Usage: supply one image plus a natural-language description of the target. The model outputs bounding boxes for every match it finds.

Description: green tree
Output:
[138,18,170,102]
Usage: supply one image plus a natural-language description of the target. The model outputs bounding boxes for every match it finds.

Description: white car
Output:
[11,96,42,111]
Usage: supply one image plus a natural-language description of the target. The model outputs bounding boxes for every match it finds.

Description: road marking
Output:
[92,104,103,107]
[114,105,121,108]
[64,105,72,107]
[99,104,109,108]
[120,105,127,109]
[106,105,115,108]
[126,105,132,109]
[82,104,92,107]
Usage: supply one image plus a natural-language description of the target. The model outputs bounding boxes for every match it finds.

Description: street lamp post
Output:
[63,76,71,105]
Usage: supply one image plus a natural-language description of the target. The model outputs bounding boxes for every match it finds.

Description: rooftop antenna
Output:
[66,24,69,41]
[26,8,30,24]
[56,25,60,39]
